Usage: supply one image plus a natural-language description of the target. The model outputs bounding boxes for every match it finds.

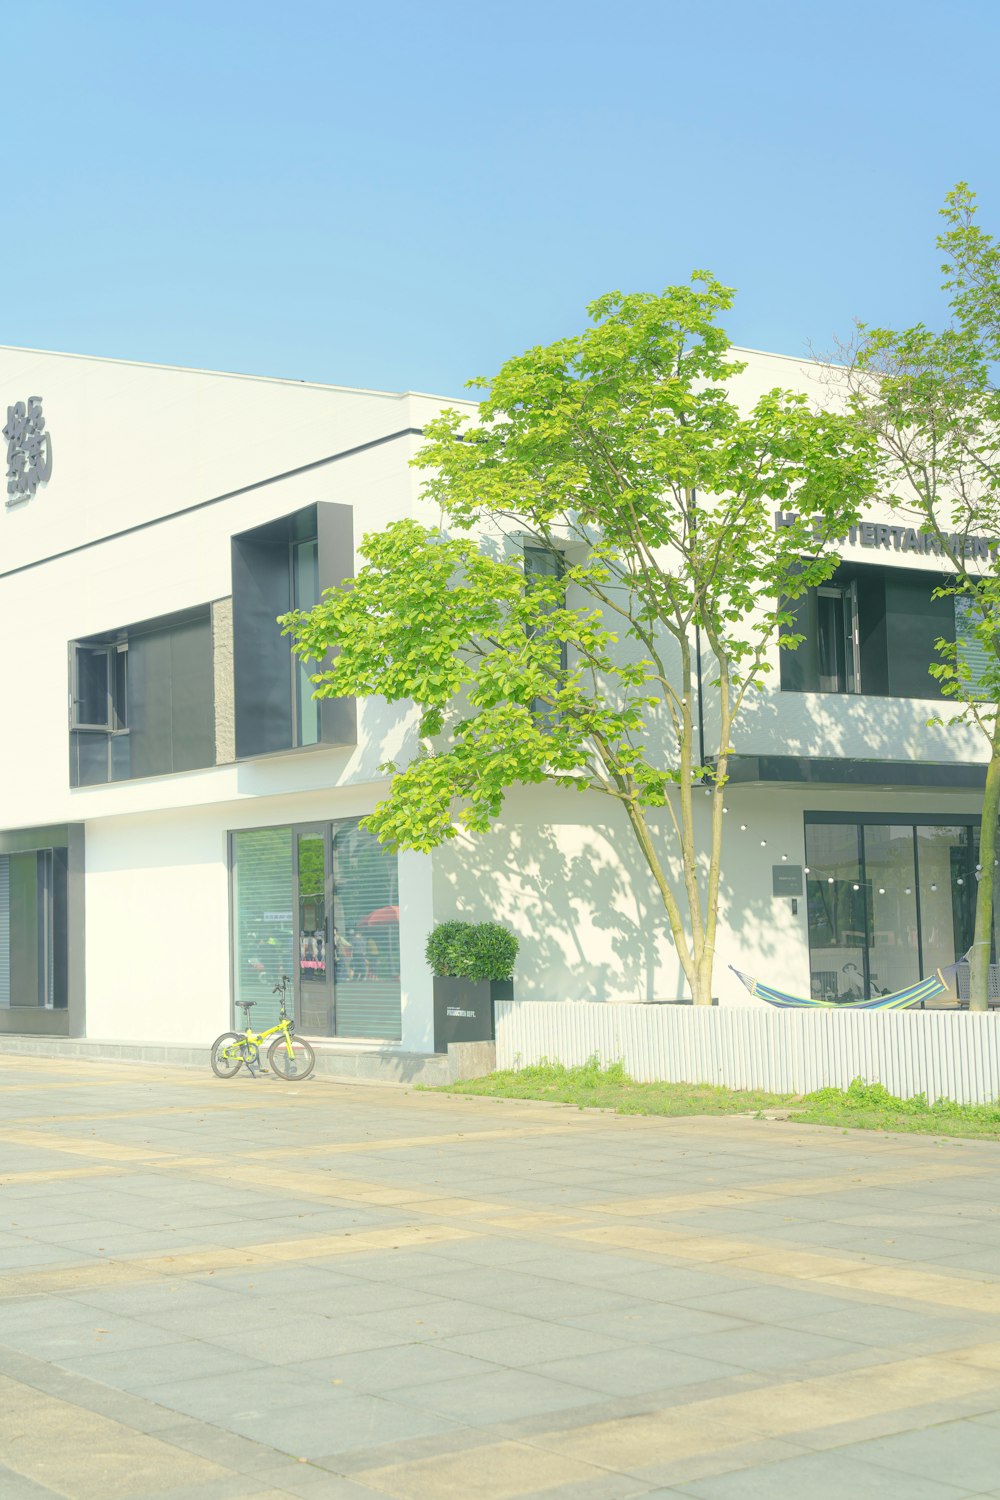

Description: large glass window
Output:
[806,816,985,1003]
[524,544,567,717]
[0,848,68,1014]
[782,563,954,699]
[331,819,400,1041]
[816,582,859,693]
[804,823,868,1001]
[296,829,329,1034]
[70,608,214,785]
[232,826,295,1032]
[231,502,355,760]
[292,537,321,747]
[863,824,920,996]
[231,819,400,1041]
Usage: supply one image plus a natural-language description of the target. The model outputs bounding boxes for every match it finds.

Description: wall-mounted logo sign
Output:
[4,396,52,507]
[774,510,998,563]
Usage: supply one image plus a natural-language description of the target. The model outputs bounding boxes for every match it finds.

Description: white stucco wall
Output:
[431,780,986,1010]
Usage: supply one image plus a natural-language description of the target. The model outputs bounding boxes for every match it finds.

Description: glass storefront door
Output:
[0,843,71,1034]
[863,825,919,997]
[296,827,333,1036]
[0,849,68,1012]
[806,816,990,1002]
[232,819,401,1041]
[232,826,295,1031]
[330,818,400,1040]
[805,822,869,1001]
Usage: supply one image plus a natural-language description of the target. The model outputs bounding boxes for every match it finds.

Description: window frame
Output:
[523,542,568,716]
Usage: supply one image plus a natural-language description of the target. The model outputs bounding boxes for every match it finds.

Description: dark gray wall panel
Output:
[232,535,295,758]
[8,852,39,1006]
[232,501,356,758]
[316,502,357,748]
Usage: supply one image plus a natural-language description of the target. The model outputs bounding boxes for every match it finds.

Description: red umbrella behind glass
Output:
[357,905,399,927]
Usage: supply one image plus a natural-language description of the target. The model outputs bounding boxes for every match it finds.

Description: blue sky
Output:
[9,0,999,396]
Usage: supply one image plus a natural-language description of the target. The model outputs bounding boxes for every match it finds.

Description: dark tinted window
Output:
[70,607,215,786]
[781,563,951,699]
[883,571,953,699]
[74,646,110,729]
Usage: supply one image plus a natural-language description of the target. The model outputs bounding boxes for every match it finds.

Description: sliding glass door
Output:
[232,819,400,1040]
[805,816,983,1002]
[0,845,69,1030]
[296,827,333,1036]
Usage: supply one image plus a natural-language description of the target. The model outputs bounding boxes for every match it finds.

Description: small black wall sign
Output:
[772,864,804,897]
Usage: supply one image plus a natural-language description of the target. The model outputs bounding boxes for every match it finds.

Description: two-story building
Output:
[0,345,992,1069]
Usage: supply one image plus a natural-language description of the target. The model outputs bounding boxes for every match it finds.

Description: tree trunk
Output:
[970,749,1000,1012]
[691,966,714,1005]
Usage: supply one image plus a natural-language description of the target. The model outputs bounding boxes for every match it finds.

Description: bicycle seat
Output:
[236,1001,256,1013]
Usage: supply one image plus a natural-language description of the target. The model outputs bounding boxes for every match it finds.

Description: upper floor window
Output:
[523,543,567,717]
[780,562,959,700]
[72,641,128,732]
[231,502,355,760]
[70,606,217,786]
[291,536,320,747]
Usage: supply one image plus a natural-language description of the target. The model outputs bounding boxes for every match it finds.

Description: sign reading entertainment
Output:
[774,510,998,563]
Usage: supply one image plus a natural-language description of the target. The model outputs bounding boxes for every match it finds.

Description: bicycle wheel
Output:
[267,1033,316,1081]
[210,1032,247,1079]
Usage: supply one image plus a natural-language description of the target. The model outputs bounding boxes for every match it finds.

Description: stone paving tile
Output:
[151,1419,302,1473]
[252,1464,411,1499]
[57,1338,263,1390]
[286,1341,504,1392]
[389,1366,610,1425]
[656,1324,877,1373]
[433,1319,631,1369]
[225,1391,462,1460]
[933,1250,1000,1274]
[492,1477,653,1500]
[786,1305,993,1350]
[0,1312,189,1360]
[302,1250,478,1284]
[674,1284,864,1324]
[326,1299,539,1344]
[192,1313,411,1364]
[0,1463,69,1499]
[564,1302,750,1343]
[402,1271,640,1322]
[132,1366,323,1422]
[0,1292,124,1333]
[181,1266,368,1298]
[662,1447,976,1498]
[69,1282,247,1317]
[830,1417,1000,1492]
[524,1344,745,1398]
[558,1266,752,1301]
[0,1241,97,1268]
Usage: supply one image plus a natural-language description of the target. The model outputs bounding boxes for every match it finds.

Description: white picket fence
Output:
[493,1000,1000,1104]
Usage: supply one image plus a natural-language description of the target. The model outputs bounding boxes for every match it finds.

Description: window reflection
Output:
[806,818,989,1004]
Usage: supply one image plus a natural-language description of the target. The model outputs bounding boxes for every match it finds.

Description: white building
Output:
[0,346,992,1069]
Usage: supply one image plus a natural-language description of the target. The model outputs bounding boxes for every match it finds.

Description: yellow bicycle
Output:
[210,976,316,1081]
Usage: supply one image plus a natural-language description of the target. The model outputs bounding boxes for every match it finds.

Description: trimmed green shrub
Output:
[426,921,518,982]
[425,921,472,980]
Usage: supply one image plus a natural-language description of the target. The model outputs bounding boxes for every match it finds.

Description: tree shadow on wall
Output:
[433,795,692,1002]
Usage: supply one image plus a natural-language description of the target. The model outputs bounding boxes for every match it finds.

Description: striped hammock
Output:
[729,961,961,1011]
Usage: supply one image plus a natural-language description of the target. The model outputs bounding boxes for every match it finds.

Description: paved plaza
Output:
[1,1058,1000,1500]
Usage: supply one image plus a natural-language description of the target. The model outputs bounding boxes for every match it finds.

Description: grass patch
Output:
[440,1059,1000,1139]
[795,1078,1000,1140]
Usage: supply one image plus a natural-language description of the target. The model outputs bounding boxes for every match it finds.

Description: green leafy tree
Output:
[284,277,875,1003]
[845,185,1000,1010]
